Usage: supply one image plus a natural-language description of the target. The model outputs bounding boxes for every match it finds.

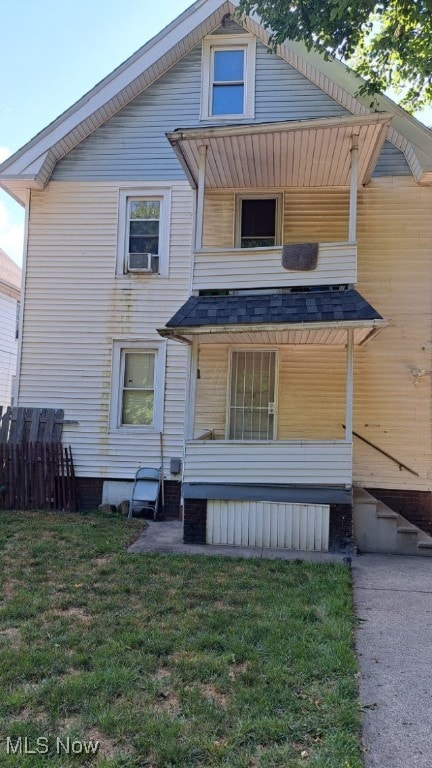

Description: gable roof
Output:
[1,0,432,203]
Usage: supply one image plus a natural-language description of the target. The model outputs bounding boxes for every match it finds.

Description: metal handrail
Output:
[344,425,419,477]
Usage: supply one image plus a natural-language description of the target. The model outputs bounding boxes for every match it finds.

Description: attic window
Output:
[201,35,256,120]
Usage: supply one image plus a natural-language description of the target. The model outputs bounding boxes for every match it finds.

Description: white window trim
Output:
[201,34,256,121]
[109,340,166,432]
[234,192,283,248]
[116,187,171,277]
[226,347,279,441]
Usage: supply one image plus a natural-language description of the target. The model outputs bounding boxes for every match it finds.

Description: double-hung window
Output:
[212,48,245,115]
[128,199,160,266]
[235,194,282,248]
[201,35,256,120]
[110,341,166,431]
[116,188,171,276]
[121,352,155,426]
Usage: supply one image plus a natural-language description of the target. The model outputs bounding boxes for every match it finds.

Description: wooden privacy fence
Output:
[0,407,77,512]
[0,406,65,444]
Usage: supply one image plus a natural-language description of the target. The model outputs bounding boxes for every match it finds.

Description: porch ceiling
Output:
[158,289,387,345]
[167,112,393,189]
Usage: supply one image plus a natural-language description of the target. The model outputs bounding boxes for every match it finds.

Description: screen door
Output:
[228,350,276,440]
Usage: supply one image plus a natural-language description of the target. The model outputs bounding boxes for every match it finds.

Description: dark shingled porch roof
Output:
[165,289,382,328]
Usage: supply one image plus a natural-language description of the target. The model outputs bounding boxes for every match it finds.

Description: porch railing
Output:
[192,242,357,292]
[184,439,352,486]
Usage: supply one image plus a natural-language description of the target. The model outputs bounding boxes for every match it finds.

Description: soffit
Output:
[159,325,384,345]
[167,113,392,188]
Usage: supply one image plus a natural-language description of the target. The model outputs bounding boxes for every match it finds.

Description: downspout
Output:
[345,328,354,487]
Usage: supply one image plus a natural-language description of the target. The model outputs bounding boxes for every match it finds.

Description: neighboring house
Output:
[0,249,21,413]
[1,0,432,552]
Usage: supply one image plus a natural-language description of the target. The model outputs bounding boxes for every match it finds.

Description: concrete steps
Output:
[353,488,432,556]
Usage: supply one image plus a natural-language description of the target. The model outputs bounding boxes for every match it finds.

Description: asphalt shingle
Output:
[165,289,382,328]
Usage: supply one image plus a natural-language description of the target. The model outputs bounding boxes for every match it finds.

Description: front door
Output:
[228,349,276,440]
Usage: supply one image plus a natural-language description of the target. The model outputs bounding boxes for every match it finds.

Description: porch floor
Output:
[128,519,348,562]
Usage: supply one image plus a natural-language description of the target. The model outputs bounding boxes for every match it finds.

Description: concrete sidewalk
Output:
[128,519,347,562]
[353,554,432,768]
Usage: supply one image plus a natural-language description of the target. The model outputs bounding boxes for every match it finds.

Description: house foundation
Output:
[184,497,353,552]
[75,477,181,518]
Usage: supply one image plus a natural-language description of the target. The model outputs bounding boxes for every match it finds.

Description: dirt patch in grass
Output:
[228,661,249,680]
[86,728,119,760]
[17,706,46,723]
[153,667,172,680]
[199,683,228,708]
[154,689,180,715]
[213,600,236,611]
[51,607,93,623]
[92,555,114,567]
[2,578,20,601]
[0,626,21,646]
[56,715,81,732]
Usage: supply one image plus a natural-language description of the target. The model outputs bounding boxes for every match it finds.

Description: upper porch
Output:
[168,113,392,292]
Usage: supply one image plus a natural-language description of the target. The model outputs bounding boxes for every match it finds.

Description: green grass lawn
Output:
[0,511,362,768]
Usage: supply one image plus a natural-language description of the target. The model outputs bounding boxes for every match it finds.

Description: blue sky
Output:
[0,0,191,264]
[1,0,431,265]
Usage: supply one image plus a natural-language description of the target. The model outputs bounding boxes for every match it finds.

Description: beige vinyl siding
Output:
[353,178,432,490]
[202,188,351,248]
[195,178,432,491]
[278,347,346,440]
[0,293,18,411]
[194,344,346,441]
[195,344,228,440]
[19,180,192,478]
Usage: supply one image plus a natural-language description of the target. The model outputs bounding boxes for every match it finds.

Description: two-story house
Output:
[1,0,432,553]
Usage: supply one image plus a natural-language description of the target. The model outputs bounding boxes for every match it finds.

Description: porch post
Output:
[195,144,207,251]
[185,337,199,440]
[348,134,359,244]
[345,328,354,443]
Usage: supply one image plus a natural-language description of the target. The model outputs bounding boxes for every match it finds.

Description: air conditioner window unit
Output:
[127,253,159,273]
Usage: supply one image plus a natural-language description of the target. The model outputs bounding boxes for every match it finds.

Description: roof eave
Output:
[158,318,388,338]
[1,0,431,192]
[0,0,235,185]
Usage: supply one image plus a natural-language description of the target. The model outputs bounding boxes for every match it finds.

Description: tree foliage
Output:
[237,0,432,110]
